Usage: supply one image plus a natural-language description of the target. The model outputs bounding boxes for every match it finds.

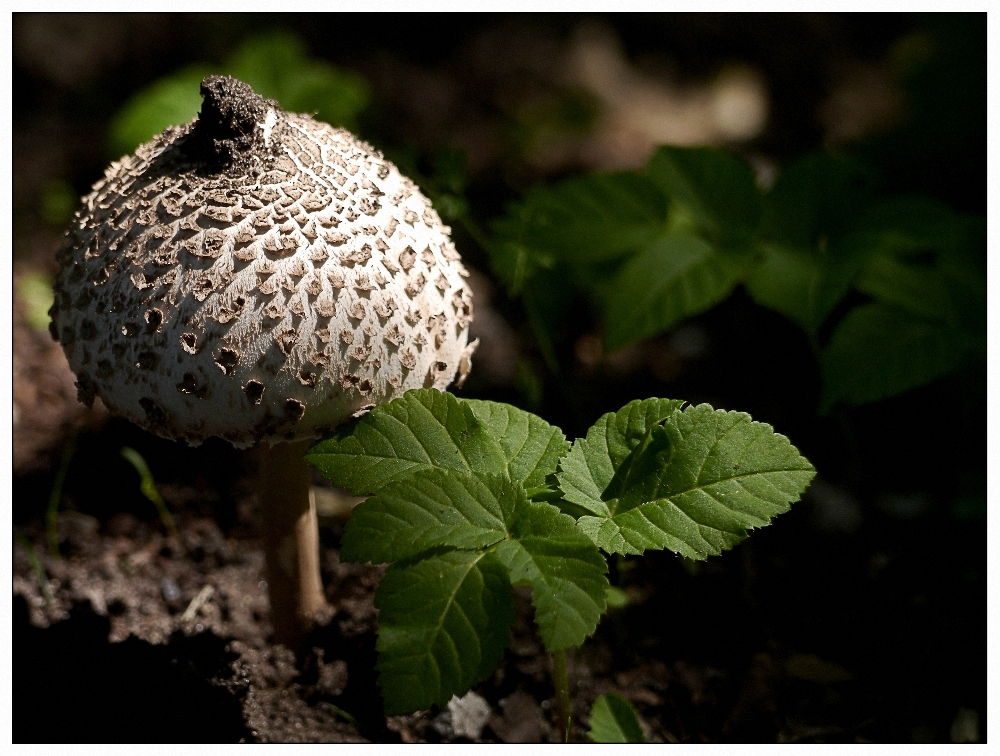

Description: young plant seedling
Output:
[120,446,180,541]
[49,76,477,652]
[306,388,815,738]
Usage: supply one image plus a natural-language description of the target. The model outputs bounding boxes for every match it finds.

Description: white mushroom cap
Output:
[50,75,477,448]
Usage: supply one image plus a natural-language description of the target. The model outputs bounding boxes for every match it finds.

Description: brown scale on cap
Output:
[50,75,476,448]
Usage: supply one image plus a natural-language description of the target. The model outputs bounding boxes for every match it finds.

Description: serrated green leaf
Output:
[557,398,686,519]
[588,693,646,743]
[374,550,514,715]
[340,470,522,565]
[562,404,814,558]
[819,303,974,412]
[744,239,869,335]
[305,389,507,495]
[343,469,608,653]
[493,501,608,652]
[762,153,878,248]
[646,145,761,239]
[604,233,746,350]
[464,399,570,498]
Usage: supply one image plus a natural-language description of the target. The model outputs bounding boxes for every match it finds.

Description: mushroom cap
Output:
[50,75,476,448]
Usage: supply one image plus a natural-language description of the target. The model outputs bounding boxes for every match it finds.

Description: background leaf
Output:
[761,152,878,248]
[563,404,814,558]
[493,501,608,652]
[819,303,974,413]
[604,233,746,350]
[374,550,514,715]
[744,239,869,335]
[108,65,212,158]
[492,172,666,270]
[588,692,646,743]
[108,31,368,157]
[226,31,369,129]
[646,145,762,240]
[305,389,506,495]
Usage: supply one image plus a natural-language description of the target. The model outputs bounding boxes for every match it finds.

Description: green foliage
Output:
[305,390,565,498]
[819,304,972,412]
[487,145,985,411]
[38,179,78,227]
[375,549,514,715]
[108,31,369,157]
[310,389,811,715]
[604,233,747,350]
[588,693,646,743]
[647,145,761,241]
[109,64,214,158]
[17,272,55,332]
[557,401,814,558]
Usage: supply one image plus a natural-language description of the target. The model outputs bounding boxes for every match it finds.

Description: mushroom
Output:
[49,75,479,651]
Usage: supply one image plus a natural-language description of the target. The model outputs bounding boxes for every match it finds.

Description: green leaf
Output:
[744,239,869,335]
[226,32,369,130]
[464,399,570,498]
[108,65,212,157]
[856,253,964,326]
[646,145,762,239]
[851,198,985,335]
[556,398,685,519]
[560,404,814,558]
[819,303,974,412]
[342,470,608,654]
[374,550,514,715]
[762,152,878,248]
[604,233,746,350]
[107,32,369,158]
[588,693,646,743]
[490,172,667,291]
[493,501,608,652]
[305,389,507,495]
[340,470,521,565]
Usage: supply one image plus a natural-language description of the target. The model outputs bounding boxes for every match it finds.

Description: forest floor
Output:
[12,471,985,744]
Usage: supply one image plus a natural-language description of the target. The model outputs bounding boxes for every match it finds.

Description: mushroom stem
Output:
[259,439,328,651]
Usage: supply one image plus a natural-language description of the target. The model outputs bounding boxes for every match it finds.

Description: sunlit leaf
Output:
[588,693,646,743]
[375,550,514,715]
[559,403,814,558]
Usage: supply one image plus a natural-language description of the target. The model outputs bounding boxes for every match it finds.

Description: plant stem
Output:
[259,439,328,652]
[15,530,53,606]
[46,433,77,559]
[552,649,572,743]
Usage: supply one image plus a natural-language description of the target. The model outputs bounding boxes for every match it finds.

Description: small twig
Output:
[181,584,215,623]
[46,433,77,559]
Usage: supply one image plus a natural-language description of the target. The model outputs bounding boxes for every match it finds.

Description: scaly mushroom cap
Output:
[50,75,477,447]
